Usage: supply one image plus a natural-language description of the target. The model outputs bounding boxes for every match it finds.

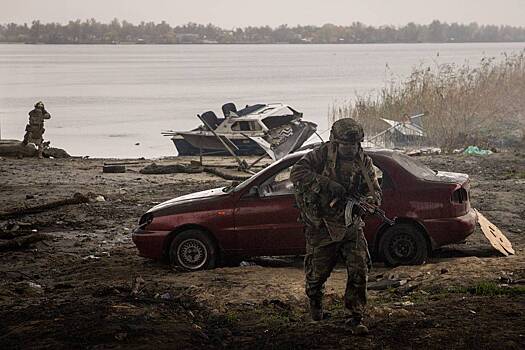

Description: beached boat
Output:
[163,103,317,160]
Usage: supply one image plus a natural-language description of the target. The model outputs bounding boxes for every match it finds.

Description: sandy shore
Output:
[0,153,524,349]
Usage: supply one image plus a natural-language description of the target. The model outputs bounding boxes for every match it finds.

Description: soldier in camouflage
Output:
[22,101,51,159]
[290,118,381,335]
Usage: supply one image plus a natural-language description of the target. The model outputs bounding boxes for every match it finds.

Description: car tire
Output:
[379,223,428,266]
[169,229,218,271]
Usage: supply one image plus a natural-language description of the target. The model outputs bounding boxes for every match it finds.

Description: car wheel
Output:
[169,229,218,271]
[379,223,428,266]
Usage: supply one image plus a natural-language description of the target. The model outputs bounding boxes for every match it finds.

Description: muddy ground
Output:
[0,152,524,349]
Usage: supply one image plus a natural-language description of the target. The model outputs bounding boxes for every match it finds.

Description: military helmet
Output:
[330,118,364,143]
[34,101,44,109]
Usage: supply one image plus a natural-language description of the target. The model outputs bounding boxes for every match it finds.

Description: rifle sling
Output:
[358,155,379,204]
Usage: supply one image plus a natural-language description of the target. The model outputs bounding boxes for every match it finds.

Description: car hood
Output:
[148,187,227,212]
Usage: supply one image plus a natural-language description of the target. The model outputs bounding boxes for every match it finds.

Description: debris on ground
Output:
[475,209,515,256]
[368,279,408,290]
[203,167,251,181]
[102,164,126,173]
[131,276,146,296]
[82,254,101,260]
[1,193,90,218]
[463,145,493,156]
[0,232,50,251]
[405,147,441,156]
[364,113,426,149]
[139,162,252,181]
[44,147,70,158]
[94,195,106,202]
[0,193,90,219]
[140,163,202,174]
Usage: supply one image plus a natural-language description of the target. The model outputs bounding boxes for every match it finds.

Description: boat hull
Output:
[172,137,265,156]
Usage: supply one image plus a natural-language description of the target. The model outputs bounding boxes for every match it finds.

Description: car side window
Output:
[259,166,294,197]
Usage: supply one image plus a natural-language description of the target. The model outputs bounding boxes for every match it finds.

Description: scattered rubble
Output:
[139,162,252,181]
[368,279,408,290]
[103,164,126,173]
[0,232,50,251]
[140,162,202,174]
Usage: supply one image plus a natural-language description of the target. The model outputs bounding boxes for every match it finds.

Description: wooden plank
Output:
[475,209,515,256]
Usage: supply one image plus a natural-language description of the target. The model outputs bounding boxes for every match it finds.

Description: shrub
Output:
[329,50,525,151]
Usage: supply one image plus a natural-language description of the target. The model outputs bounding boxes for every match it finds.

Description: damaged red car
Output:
[132,149,477,270]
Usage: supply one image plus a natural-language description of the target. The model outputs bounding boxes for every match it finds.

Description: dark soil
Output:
[0,153,524,349]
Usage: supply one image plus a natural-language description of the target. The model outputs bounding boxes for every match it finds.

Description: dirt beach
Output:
[0,152,524,349]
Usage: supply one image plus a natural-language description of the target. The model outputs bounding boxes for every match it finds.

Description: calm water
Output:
[0,43,523,158]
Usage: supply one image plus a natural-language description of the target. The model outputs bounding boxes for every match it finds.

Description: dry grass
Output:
[329,50,525,151]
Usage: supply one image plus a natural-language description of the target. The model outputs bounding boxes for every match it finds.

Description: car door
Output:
[363,157,397,242]
[233,164,305,256]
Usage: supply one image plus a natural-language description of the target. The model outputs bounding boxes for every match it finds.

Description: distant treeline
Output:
[1,19,525,44]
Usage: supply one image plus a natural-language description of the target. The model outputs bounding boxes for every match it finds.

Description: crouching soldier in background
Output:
[22,101,51,159]
[290,118,382,335]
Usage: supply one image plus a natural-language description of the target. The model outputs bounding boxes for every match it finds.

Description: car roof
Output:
[286,144,396,161]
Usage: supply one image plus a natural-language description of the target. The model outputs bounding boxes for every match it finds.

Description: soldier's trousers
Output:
[304,225,370,318]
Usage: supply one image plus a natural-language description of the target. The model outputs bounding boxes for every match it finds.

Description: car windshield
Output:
[392,152,436,178]
[234,155,300,192]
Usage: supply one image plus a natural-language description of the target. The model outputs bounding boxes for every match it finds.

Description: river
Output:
[0,42,523,158]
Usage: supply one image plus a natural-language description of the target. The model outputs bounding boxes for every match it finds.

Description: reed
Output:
[329,50,525,151]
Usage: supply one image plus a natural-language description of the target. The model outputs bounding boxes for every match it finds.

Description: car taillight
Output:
[138,213,154,229]
[451,188,468,203]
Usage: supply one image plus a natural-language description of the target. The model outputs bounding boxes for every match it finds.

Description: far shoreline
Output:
[1,41,525,46]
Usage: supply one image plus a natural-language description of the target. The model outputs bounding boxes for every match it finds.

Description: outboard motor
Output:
[222,103,237,118]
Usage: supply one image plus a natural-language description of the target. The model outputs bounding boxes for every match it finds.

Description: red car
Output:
[132,149,477,270]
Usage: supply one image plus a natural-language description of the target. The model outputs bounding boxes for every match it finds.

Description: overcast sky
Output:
[2,0,524,28]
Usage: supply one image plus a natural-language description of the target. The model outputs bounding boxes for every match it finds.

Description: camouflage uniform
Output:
[290,118,381,324]
[22,102,51,158]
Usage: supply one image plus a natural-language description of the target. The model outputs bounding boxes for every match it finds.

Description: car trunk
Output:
[390,153,471,219]
[427,171,471,218]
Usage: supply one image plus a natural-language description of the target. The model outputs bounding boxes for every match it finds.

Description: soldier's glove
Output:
[364,196,375,205]
[365,195,381,207]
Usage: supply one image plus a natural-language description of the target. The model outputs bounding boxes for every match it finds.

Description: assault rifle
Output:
[330,194,396,227]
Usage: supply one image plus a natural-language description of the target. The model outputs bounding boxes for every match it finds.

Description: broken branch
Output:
[0,193,90,220]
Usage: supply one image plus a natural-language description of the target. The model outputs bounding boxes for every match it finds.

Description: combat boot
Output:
[309,298,323,321]
[346,316,369,335]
